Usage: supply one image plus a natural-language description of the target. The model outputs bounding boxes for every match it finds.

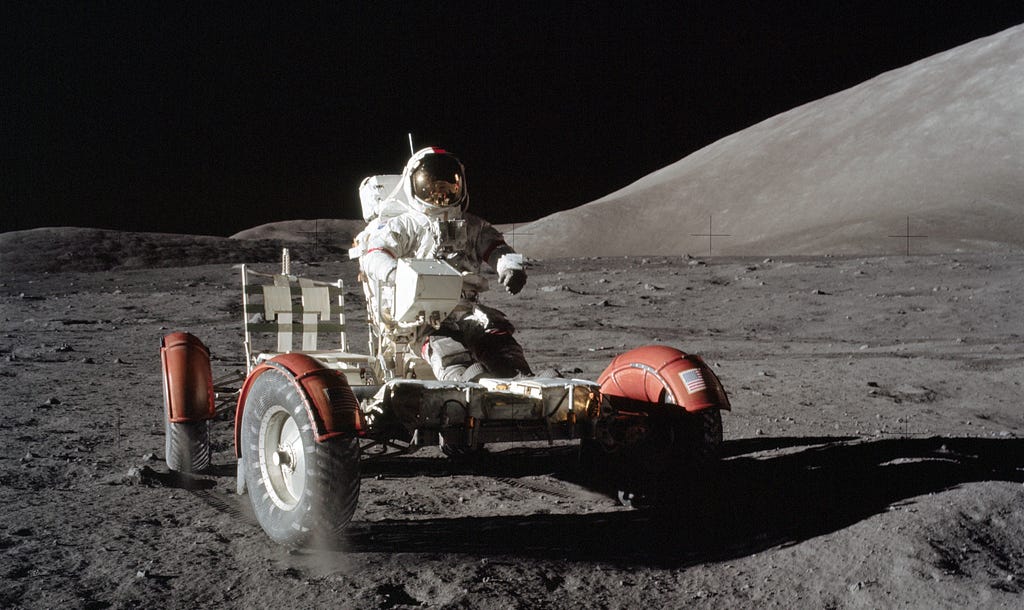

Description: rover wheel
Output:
[439,428,486,460]
[240,369,361,547]
[597,408,723,508]
[164,418,211,473]
[689,408,723,465]
[235,456,247,495]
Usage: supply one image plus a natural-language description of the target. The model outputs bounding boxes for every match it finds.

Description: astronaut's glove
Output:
[496,252,526,295]
[499,269,526,295]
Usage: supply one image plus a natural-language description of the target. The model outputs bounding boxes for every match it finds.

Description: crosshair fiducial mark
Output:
[888,216,928,256]
[506,223,534,250]
[690,215,732,256]
[298,220,322,257]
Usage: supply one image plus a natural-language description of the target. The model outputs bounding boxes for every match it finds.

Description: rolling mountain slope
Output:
[513,25,1024,258]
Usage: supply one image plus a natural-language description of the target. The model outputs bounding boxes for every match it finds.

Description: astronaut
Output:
[359,147,532,381]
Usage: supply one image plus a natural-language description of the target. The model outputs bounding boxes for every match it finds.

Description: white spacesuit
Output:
[359,147,532,381]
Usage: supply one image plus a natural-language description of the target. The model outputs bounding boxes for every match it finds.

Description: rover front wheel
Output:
[240,369,361,547]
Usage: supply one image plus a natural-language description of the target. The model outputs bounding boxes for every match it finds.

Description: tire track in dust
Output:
[495,476,575,500]
[190,488,257,525]
[495,476,611,505]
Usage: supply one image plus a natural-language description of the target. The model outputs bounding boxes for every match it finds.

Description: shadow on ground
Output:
[342,436,1024,566]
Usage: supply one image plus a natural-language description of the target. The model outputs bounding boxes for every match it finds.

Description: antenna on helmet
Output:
[407,133,415,156]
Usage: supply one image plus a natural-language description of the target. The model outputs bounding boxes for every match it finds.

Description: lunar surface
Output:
[1,230,1021,608]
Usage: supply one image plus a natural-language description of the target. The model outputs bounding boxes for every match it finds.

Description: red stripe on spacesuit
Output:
[365,247,396,258]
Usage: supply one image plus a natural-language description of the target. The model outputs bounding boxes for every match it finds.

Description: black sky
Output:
[4,1,1022,236]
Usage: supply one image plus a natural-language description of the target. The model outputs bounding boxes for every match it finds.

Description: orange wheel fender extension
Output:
[233,353,366,458]
[160,332,215,423]
[597,345,730,412]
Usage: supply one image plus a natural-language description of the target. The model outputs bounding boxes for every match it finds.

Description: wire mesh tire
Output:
[165,418,211,473]
[585,408,723,508]
[439,430,486,460]
[689,408,723,466]
[236,457,247,495]
[638,408,723,469]
[240,368,361,547]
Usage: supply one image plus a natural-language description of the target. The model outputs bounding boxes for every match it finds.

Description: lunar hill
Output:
[512,25,1024,259]
[0,222,362,274]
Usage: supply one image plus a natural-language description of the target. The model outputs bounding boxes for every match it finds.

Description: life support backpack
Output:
[349,174,411,260]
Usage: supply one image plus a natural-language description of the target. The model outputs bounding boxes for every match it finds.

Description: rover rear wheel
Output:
[164,418,211,474]
[584,408,723,508]
[689,408,723,465]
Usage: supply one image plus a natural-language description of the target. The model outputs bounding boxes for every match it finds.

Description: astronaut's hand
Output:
[499,269,527,295]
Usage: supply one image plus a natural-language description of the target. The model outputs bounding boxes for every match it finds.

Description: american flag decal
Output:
[679,368,707,394]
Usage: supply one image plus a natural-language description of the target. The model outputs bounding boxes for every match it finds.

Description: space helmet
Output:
[404,147,468,213]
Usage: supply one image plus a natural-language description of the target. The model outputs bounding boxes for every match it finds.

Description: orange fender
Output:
[234,353,365,458]
[160,332,215,423]
[598,345,730,412]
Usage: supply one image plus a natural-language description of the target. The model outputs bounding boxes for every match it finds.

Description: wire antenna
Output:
[408,133,415,156]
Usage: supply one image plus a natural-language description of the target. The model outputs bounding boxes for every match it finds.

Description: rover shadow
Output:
[343,436,1024,566]
[359,443,584,478]
[357,435,854,479]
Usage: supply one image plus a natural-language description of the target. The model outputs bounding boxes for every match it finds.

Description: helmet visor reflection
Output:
[411,155,466,207]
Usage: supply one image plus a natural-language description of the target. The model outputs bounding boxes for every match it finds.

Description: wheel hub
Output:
[257,405,307,511]
[272,448,294,468]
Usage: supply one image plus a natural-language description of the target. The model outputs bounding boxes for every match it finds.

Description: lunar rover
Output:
[159,178,730,548]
